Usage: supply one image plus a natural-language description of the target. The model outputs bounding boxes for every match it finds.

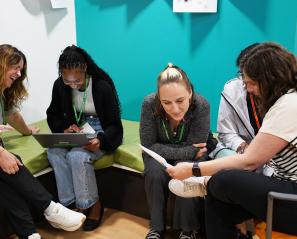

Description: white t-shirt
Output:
[72,77,97,115]
[259,90,297,182]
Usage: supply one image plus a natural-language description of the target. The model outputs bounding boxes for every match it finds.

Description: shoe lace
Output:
[179,231,197,239]
[146,229,162,239]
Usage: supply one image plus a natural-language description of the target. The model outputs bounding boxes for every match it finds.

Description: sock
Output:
[44,201,58,216]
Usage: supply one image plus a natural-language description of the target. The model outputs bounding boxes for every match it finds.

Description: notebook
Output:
[32,133,90,148]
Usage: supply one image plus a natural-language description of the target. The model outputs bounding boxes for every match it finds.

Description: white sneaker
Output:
[168,176,207,198]
[28,233,41,239]
[44,203,86,231]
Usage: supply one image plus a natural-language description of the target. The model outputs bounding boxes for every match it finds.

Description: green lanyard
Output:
[161,119,185,144]
[72,78,89,126]
[0,98,6,124]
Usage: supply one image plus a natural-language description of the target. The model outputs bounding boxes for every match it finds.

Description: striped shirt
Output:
[260,90,297,182]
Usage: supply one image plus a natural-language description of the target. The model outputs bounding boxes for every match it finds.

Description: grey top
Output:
[140,93,211,162]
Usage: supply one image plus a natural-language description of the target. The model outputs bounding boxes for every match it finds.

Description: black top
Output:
[46,76,123,152]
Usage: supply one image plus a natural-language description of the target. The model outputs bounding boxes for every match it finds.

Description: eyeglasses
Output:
[62,78,83,85]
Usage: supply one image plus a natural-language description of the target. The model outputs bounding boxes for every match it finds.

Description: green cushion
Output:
[2,120,50,175]
[1,119,144,174]
[114,120,143,172]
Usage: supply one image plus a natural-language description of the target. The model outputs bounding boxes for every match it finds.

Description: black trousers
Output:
[144,155,204,232]
[205,169,297,239]
[0,155,52,239]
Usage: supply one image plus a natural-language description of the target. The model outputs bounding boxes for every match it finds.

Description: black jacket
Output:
[46,77,123,152]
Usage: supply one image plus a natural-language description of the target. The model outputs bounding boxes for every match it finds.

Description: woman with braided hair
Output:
[46,45,123,231]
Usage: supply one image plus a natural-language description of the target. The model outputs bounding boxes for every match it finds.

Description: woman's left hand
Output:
[84,138,100,152]
[193,143,207,159]
[29,126,40,134]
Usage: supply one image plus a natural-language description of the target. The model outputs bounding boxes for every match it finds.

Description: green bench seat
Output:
[2,119,143,175]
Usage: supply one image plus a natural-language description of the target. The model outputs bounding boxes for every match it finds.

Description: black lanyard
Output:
[161,119,185,144]
[72,78,89,126]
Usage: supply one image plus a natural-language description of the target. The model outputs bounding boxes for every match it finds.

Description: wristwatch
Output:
[192,161,201,177]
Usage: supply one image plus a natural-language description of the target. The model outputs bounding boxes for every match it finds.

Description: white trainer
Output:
[168,176,207,198]
[44,203,86,231]
[28,233,41,239]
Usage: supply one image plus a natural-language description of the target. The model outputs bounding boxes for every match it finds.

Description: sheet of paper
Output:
[50,0,68,9]
[173,0,217,13]
[80,122,96,135]
[139,144,171,168]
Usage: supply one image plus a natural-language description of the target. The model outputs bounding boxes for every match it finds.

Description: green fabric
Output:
[1,119,144,174]
[114,120,143,172]
[2,120,51,175]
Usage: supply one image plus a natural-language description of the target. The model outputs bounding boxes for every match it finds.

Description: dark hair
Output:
[236,43,260,68]
[58,45,121,113]
[0,44,28,111]
[242,42,297,113]
[155,63,194,116]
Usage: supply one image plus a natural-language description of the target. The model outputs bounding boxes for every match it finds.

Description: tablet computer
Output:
[32,133,90,148]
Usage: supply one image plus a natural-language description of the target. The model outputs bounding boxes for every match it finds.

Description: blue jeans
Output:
[47,147,104,209]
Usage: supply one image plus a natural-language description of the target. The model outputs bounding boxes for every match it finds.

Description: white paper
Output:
[139,144,171,168]
[173,0,217,13]
[50,0,68,9]
[80,122,96,135]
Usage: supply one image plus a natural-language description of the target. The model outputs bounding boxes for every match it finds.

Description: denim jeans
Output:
[47,115,105,209]
[47,147,104,209]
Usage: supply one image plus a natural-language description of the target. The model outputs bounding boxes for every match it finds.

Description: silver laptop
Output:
[32,133,90,148]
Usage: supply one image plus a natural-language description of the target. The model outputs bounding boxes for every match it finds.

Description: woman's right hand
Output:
[64,124,81,133]
[0,149,23,174]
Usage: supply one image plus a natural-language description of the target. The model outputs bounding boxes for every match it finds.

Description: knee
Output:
[208,169,240,195]
[145,165,168,183]
[47,148,67,164]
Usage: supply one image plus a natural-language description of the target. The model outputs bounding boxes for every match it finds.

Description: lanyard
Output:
[249,94,261,130]
[72,78,89,126]
[0,98,6,124]
[161,119,185,144]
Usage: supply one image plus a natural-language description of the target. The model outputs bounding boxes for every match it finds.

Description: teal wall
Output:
[75,0,297,130]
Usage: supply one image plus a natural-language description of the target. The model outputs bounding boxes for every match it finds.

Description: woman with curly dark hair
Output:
[168,42,297,238]
[46,45,123,231]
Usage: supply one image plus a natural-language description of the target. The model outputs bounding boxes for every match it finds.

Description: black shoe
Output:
[82,201,104,231]
[145,229,164,239]
[179,231,197,239]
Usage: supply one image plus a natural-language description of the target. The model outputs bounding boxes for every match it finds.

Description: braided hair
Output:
[58,45,121,113]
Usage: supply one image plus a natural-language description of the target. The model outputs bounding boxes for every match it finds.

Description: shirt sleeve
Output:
[259,93,297,143]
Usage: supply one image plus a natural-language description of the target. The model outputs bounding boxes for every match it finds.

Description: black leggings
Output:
[205,169,297,239]
[0,155,52,239]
